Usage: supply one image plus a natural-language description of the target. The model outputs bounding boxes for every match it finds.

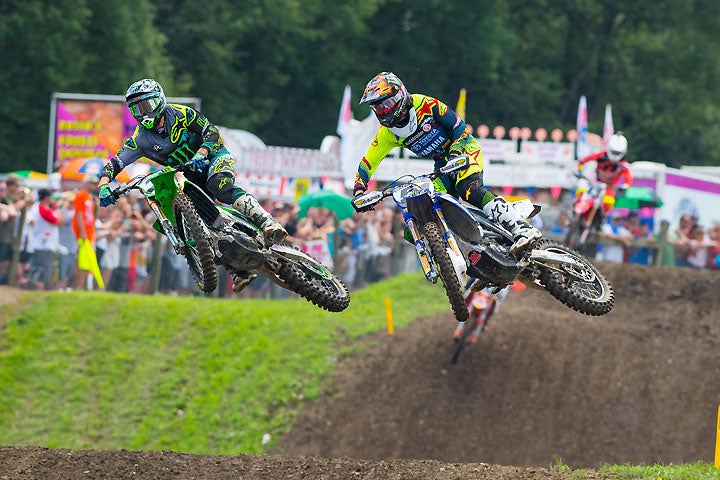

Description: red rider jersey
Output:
[578,151,633,188]
[355,93,475,191]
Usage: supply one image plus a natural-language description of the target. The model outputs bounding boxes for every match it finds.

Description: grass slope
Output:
[0,273,448,454]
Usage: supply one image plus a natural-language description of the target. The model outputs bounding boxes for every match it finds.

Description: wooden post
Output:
[654,220,670,266]
[148,235,164,294]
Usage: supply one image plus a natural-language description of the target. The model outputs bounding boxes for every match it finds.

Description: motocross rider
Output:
[574,131,634,214]
[98,79,287,291]
[352,72,541,254]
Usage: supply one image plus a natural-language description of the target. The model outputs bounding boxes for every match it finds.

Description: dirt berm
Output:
[1,263,719,479]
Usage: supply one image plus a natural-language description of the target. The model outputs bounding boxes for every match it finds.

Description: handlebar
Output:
[111,159,206,200]
[351,155,470,213]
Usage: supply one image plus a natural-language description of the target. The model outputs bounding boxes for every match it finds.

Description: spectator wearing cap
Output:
[28,189,66,290]
[596,212,632,263]
[72,174,100,289]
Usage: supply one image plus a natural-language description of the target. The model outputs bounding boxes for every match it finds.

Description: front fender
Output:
[406,193,436,226]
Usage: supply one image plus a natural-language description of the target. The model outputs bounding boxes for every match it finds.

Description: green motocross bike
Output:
[109,161,350,312]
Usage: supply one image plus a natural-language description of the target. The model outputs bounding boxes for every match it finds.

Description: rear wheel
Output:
[273,243,350,312]
[536,239,614,316]
[173,193,217,294]
[423,222,468,323]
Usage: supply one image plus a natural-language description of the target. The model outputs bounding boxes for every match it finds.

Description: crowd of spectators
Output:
[1,175,717,299]
[0,173,420,297]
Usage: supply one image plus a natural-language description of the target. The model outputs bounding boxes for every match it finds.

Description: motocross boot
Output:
[482,196,542,254]
[232,194,288,245]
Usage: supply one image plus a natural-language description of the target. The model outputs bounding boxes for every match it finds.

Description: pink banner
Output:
[54,99,133,172]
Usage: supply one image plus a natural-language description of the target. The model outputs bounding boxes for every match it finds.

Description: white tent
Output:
[217,126,266,156]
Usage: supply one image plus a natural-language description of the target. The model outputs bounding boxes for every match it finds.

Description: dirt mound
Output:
[1,263,718,479]
[277,263,720,469]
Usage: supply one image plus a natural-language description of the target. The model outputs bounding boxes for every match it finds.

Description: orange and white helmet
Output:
[359,72,412,127]
[606,131,628,162]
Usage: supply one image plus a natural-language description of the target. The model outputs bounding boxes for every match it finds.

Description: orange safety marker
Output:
[715,404,720,468]
[385,297,394,335]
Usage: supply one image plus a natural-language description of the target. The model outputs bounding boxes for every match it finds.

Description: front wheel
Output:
[535,239,614,316]
[173,193,217,294]
[423,222,468,323]
[565,213,600,258]
[451,318,477,364]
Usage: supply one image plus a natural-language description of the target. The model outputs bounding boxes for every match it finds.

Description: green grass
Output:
[552,458,720,479]
[1,274,718,479]
[599,461,720,479]
[0,272,449,454]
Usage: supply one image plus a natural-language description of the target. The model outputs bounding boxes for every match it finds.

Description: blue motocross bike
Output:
[352,156,614,322]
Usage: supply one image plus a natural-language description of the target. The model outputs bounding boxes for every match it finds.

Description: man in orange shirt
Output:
[72,174,100,289]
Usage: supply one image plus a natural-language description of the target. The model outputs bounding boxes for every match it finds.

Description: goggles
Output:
[128,96,162,117]
[370,91,403,116]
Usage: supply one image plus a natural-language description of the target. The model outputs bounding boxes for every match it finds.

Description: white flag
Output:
[603,104,614,144]
[576,95,589,160]
[335,85,380,188]
[337,85,353,136]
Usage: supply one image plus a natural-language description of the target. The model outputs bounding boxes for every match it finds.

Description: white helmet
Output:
[606,131,628,162]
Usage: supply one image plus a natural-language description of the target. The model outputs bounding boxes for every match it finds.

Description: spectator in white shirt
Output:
[596,212,632,264]
[29,189,66,289]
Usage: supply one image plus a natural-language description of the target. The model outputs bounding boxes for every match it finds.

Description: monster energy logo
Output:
[168,144,195,165]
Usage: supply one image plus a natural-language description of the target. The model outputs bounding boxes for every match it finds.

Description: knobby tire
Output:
[451,317,477,364]
[423,222,468,323]
[274,243,350,312]
[173,193,217,294]
[536,239,614,316]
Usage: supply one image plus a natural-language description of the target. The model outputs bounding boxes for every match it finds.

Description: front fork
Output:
[405,217,438,282]
[404,204,465,284]
[148,198,184,254]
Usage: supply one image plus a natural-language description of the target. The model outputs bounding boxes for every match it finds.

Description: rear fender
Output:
[511,199,542,219]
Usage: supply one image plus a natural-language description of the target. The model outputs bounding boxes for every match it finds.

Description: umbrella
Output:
[297,189,355,221]
[614,187,663,210]
[4,170,48,180]
[58,157,131,182]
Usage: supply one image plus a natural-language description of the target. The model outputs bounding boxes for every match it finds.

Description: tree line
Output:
[3,0,720,174]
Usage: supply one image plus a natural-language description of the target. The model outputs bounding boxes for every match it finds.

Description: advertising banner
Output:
[48,93,200,175]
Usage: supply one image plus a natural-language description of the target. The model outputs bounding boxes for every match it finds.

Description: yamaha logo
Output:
[422,123,431,132]
[468,251,482,265]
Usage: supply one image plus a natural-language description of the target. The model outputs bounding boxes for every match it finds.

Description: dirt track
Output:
[1,263,719,479]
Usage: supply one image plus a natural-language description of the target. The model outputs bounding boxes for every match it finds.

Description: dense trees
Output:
[2,0,719,172]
